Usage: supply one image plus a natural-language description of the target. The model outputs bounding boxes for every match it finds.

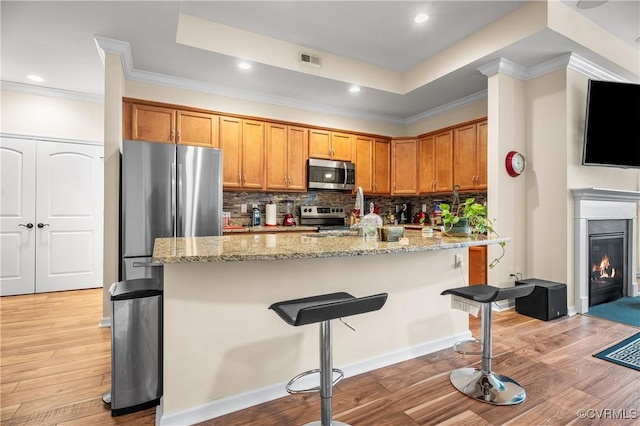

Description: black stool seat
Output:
[269,292,388,326]
[441,283,535,406]
[269,291,387,426]
[441,284,535,303]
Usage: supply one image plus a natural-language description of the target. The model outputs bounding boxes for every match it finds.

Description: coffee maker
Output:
[396,203,412,224]
[283,200,296,226]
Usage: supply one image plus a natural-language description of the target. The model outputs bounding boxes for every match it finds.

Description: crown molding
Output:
[0,81,103,104]
[477,52,628,83]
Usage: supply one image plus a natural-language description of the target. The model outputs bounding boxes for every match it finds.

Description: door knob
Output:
[37,223,50,228]
[19,223,34,229]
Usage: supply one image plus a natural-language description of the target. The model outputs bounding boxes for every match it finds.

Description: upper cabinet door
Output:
[331,132,353,161]
[355,136,374,193]
[391,138,417,195]
[373,138,391,194]
[433,130,453,193]
[177,111,219,147]
[266,123,288,191]
[308,129,331,159]
[286,126,308,191]
[130,104,176,144]
[453,123,477,191]
[220,116,243,188]
[241,120,265,189]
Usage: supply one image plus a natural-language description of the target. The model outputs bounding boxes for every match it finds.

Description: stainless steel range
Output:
[299,205,349,231]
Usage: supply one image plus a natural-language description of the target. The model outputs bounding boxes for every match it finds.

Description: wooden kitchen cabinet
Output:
[468,246,487,285]
[309,129,353,161]
[266,124,308,191]
[220,116,265,190]
[453,119,487,191]
[373,138,391,194]
[355,135,390,194]
[176,110,219,147]
[126,101,218,147]
[391,138,417,195]
[419,130,453,194]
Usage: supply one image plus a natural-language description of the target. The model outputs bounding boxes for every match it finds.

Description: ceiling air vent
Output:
[300,52,322,67]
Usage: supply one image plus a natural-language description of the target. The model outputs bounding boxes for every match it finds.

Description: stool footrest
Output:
[286,368,344,394]
[452,338,483,355]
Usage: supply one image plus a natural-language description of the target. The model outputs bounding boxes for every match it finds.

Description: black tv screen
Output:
[582,79,640,169]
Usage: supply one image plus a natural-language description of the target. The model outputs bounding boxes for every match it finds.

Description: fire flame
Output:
[592,254,616,278]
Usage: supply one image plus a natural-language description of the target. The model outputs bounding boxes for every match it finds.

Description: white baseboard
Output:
[158,331,471,426]
[98,317,111,328]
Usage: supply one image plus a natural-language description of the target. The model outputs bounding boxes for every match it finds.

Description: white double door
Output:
[0,137,104,296]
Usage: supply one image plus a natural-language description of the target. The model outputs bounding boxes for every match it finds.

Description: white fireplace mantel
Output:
[572,188,640,314]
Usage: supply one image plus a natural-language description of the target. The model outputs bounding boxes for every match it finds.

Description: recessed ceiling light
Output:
[27,74,44,82]
[237,62,251,70]
[349,85,361,93]
[576,0,608,9]
[414,13,429,24]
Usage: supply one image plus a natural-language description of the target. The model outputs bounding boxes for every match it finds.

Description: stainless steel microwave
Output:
[307,158,356,190]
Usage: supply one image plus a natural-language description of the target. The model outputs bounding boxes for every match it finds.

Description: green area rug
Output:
[593,332,640,371]
[585,296,640,327]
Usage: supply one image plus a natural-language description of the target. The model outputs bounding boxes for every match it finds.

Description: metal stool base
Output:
[304,421,350,426]
[450,367,526,405]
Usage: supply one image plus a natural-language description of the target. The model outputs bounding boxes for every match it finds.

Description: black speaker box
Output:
[515,278,567,321]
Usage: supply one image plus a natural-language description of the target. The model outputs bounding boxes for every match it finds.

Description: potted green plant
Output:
[439,185,505,268]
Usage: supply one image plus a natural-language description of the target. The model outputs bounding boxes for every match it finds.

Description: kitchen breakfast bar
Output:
[152,230,509,425]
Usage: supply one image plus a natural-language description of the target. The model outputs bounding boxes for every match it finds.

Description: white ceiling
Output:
[1,1,638,123]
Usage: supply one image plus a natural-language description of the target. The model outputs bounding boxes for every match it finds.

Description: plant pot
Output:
[447,218,471,237]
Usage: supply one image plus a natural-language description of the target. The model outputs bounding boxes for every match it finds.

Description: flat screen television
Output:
[582,79,640,169]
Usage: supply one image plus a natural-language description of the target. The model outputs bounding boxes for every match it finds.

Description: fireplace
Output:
[588,220,627,306]
[572,188,639,314]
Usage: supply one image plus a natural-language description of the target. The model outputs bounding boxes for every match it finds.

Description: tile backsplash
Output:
[223,191,487,226]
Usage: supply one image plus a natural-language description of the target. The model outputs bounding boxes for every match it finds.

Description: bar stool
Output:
[441,284,535,405]
[269,291,388,426]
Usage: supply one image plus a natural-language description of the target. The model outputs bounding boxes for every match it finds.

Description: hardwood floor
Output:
[1,288,638,425]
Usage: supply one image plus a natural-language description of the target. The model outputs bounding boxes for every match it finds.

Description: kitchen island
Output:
[153,230,509,425]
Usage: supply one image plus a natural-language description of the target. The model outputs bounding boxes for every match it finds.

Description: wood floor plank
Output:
[3,288,639,426]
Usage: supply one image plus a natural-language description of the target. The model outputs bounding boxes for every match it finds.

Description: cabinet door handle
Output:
[19,223,34,229]
[237,174,241,184]
[37,223,50,228]
[176,130,180,143]
[170,129,175,142]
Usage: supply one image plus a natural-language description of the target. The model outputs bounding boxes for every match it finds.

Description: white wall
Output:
[1,91,103,142]
[486,72,527,292]
[405,100,488,137]
[102,54,125,319]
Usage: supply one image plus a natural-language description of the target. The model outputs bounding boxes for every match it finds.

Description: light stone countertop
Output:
[222,225,318,233]
[152,230,509,263]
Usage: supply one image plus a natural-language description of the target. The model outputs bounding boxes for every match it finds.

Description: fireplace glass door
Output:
[589,234,624,306]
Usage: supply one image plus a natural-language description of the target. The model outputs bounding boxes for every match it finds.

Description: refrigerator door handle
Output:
[177,163,183,236]
[171,162,177,238]
[132,262,163,267]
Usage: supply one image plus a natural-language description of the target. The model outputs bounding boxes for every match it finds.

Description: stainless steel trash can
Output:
[102,278,163,416]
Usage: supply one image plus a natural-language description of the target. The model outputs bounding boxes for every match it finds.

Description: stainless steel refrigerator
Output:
[120,140,223,281]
